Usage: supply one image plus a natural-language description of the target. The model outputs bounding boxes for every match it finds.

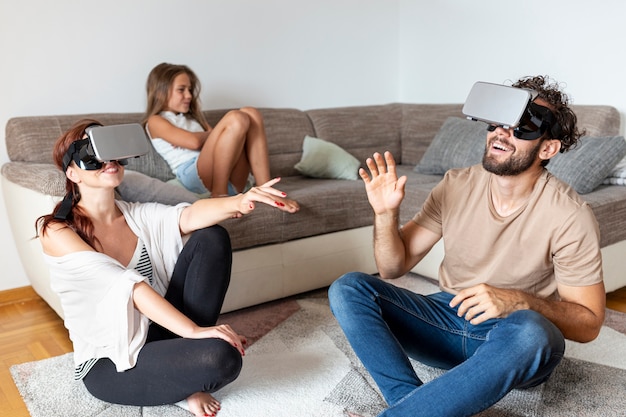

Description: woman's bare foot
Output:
[187,391,221,417]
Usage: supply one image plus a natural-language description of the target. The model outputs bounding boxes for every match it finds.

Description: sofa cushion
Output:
[399,104,465,166]
[306,104,402,166]
[1,162,65,196]
[220,176,375,250]
[247,108,316,179]
[413,117,487,175]
[603,158,626,185]
[547,136,626,194]
[294,135,361,180]
[124,143,175,182]
[117,170,199,205]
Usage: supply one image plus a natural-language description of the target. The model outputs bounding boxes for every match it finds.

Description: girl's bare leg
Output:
[239,107,271,185]
[239,108,299,210]
[197,108,299,210]
[197,110,250,196]
[187,391,221,417]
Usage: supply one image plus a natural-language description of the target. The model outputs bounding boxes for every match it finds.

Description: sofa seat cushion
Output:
[220,167,442,251]
[221,176,374,250]
[396,166,443,225]
[578,184,626,247]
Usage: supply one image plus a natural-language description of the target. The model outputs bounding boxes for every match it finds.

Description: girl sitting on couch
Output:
[143,62,298,212]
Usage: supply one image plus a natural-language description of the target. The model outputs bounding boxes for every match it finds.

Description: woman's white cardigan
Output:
[45,200,189,372]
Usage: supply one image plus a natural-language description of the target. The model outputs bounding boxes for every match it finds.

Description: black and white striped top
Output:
[74,240,153,380]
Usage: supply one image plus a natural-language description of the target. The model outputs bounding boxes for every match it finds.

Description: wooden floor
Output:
[2,286,626,416]
[0,287,72,417]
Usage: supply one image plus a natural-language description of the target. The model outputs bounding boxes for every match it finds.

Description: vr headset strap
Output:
[54,193,74,221]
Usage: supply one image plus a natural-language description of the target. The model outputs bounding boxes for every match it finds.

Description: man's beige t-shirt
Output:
[412,165,602,299]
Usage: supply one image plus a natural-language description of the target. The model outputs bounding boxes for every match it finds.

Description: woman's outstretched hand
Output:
[179,178,299,234]
[235,178,299,216]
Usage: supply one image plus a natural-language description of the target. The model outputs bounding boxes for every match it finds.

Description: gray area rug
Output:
[11,275,626,416]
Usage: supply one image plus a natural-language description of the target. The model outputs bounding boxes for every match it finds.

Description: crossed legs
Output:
[328,272,565,417]
[84,226,240,416]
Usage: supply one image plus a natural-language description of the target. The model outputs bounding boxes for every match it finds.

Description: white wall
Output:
[0,0,400,291]
[398,0,626,126]
[2,1,626,291]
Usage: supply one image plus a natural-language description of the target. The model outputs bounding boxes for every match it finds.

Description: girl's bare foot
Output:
[187,391,221,416]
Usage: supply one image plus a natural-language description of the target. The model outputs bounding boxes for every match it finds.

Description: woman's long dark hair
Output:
[36,119,103,250]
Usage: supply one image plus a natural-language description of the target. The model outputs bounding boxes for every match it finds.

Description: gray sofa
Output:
[3,103,626,318]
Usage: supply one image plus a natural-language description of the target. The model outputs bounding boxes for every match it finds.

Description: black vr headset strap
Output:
[62,141,80,173]
[54,192,74,221]
[549,118,564,141]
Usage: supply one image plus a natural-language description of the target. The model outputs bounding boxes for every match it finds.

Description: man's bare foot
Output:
[187,391,221,416]
[346,412,365,417]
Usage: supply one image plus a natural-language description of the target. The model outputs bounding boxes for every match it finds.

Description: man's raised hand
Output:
[359,151,407,215]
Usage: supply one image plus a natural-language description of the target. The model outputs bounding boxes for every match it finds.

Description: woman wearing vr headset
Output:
[143,62,298,212]
[36,119,298,416]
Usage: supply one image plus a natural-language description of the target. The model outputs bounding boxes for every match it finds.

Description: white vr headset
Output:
[462,81,562,141]
[62,123,151,172]
[56,123,150,220]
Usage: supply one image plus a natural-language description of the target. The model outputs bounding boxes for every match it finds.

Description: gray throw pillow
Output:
[118,170,199,205]
[414,117,487,174]
[125,142,176,182]
[548,136,626,194]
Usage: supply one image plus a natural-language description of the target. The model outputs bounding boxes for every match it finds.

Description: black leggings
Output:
[83,225,243,406]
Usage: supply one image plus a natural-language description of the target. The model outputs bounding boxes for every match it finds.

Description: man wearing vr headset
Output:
[329,76,605,417]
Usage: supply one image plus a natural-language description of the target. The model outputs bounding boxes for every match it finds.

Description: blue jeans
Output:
[328,272,565,417]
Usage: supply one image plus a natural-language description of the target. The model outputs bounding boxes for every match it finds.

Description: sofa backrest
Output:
[5,104,621,182]
[5,112,177,182]
[4,109,318,181]
[306,104,403,170]
[397,104,622,167]
[399,104,465,166]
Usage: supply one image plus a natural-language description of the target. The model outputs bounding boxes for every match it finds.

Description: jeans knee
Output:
[500,310,565,359]
[329,272,375,315]
[330,272,362,301]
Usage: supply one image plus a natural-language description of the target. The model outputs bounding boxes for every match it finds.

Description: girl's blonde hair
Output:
[142,62,209,129]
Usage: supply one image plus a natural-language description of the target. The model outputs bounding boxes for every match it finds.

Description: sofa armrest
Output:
[1,162,65,196]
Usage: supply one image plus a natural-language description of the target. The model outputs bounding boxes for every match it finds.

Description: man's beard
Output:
[482,139,542,176]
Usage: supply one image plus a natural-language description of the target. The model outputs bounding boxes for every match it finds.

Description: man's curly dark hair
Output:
[511,75,585,154]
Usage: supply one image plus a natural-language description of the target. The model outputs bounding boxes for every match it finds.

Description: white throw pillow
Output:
[294,135,361,180]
